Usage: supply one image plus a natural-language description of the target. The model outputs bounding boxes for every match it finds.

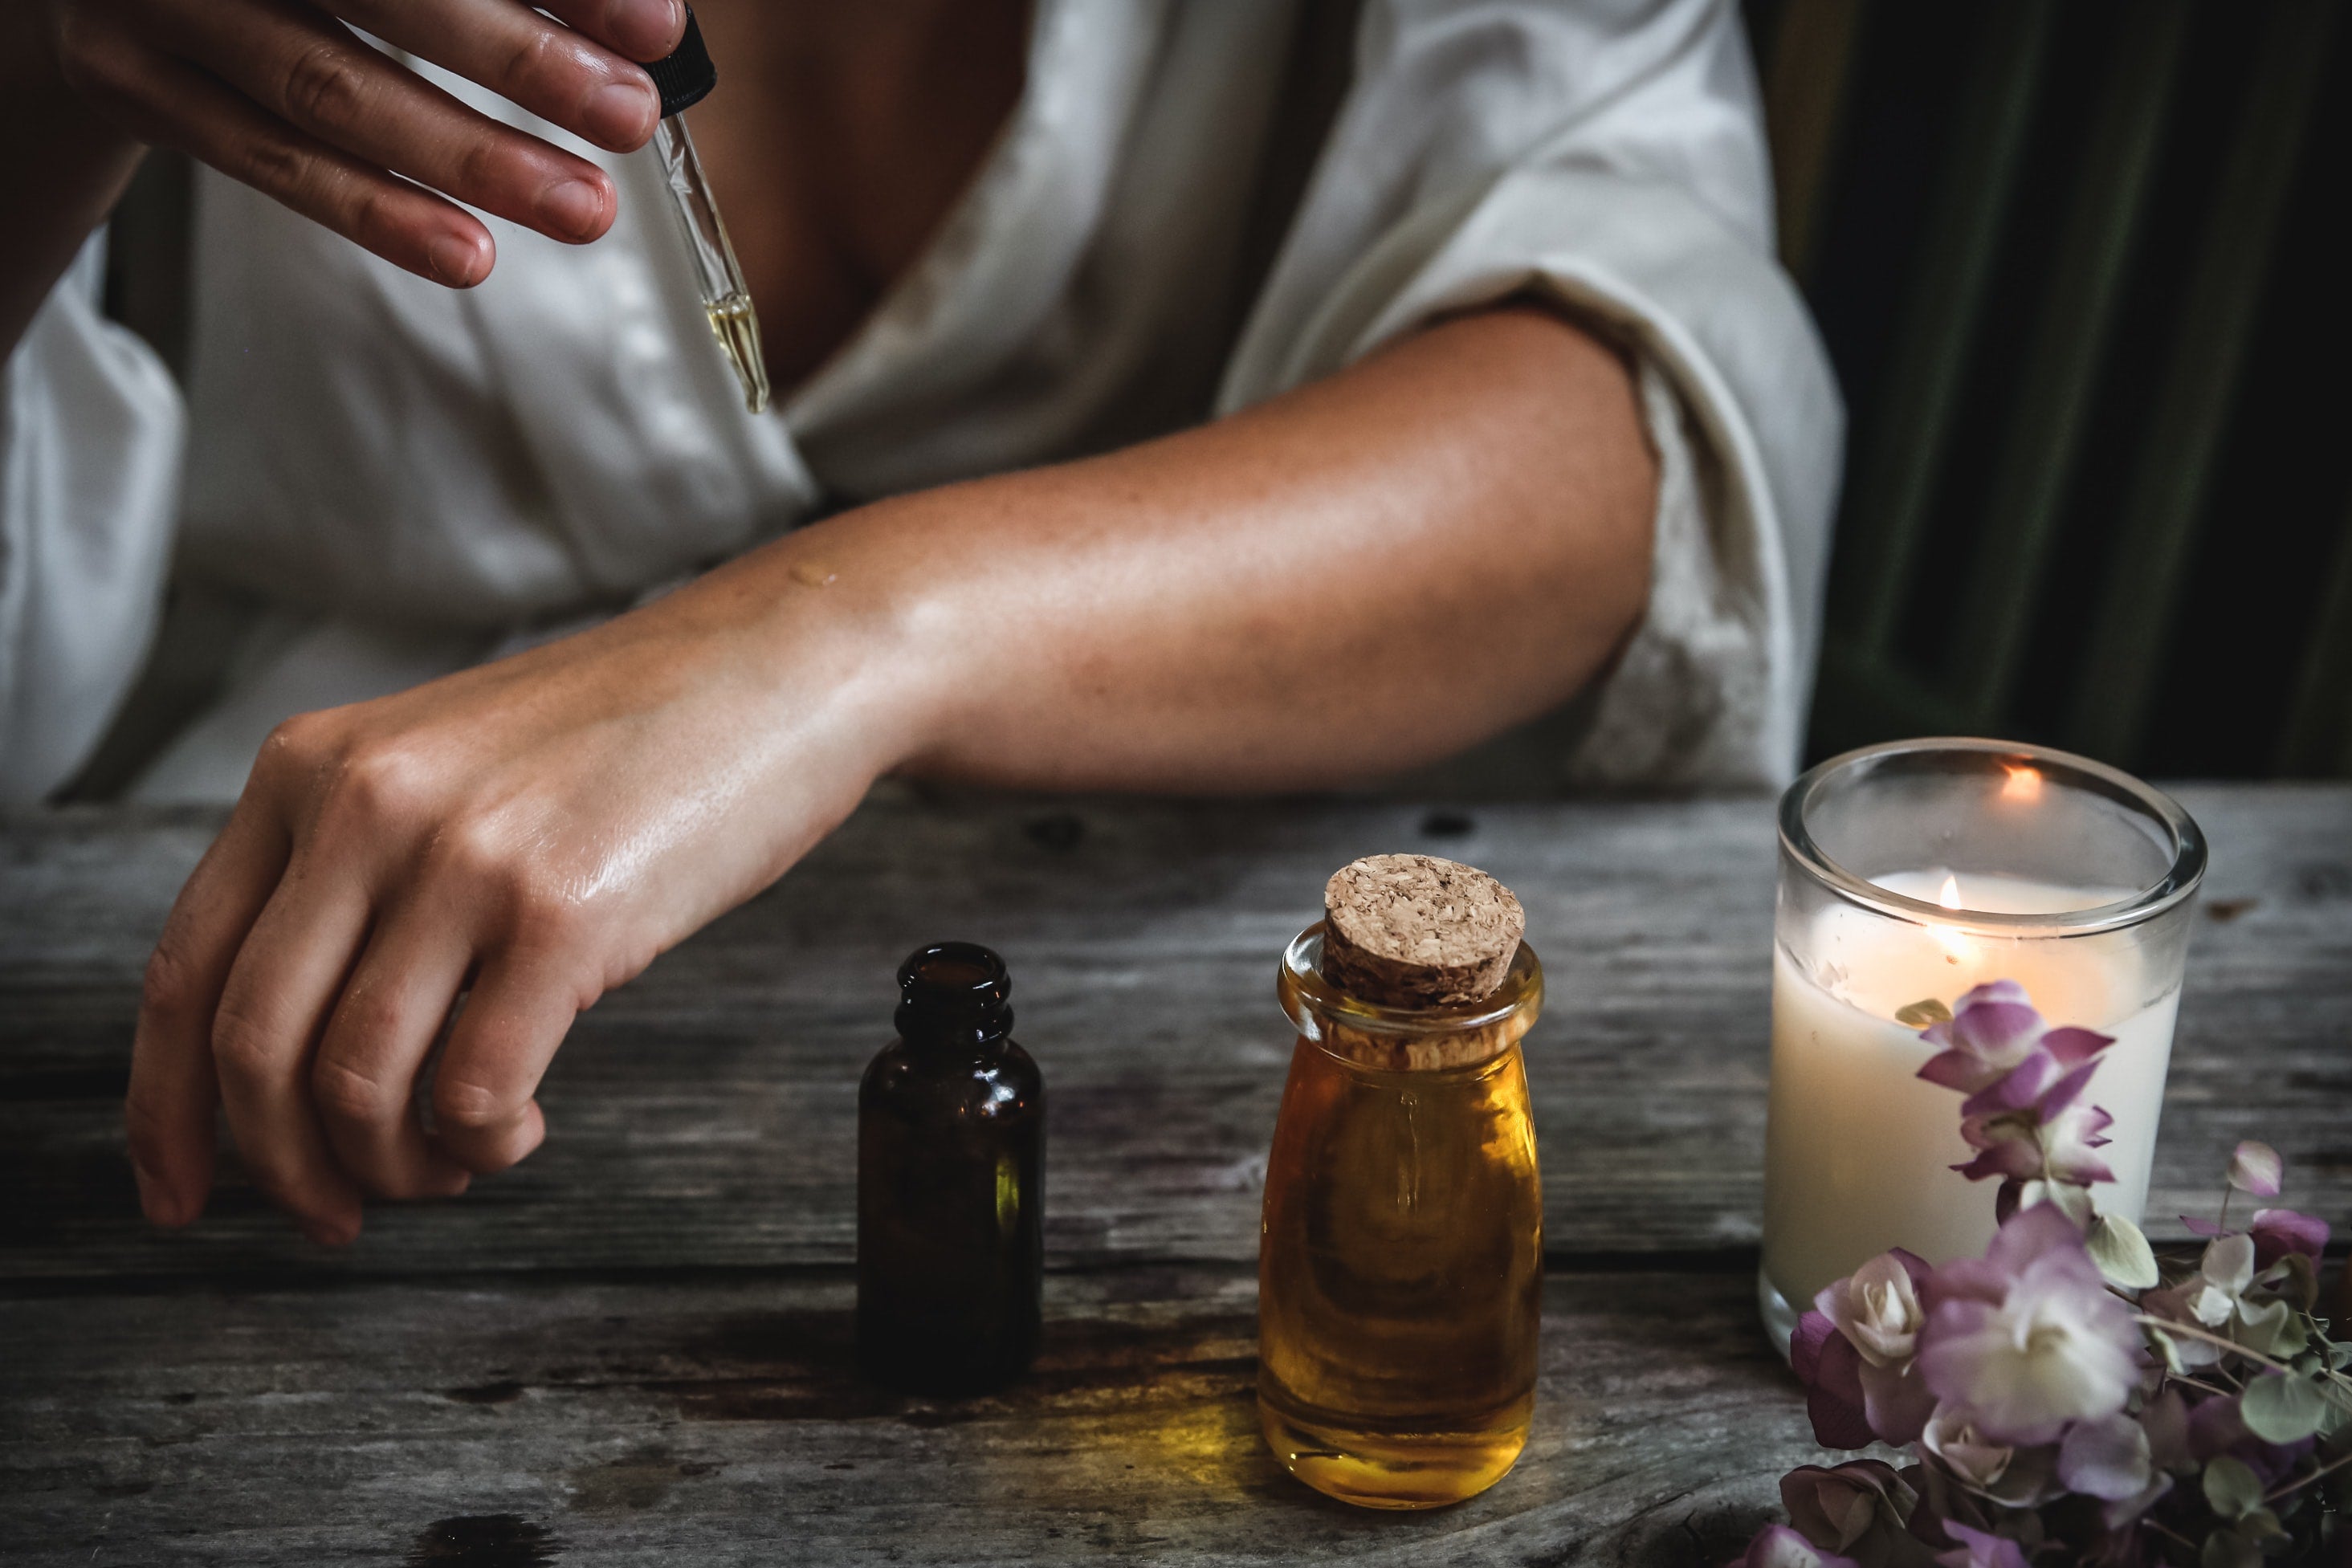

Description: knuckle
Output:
[227,127,312,200]
[342,178,400,252]
[310,1053,398,1128]
[276,38,371,131]
[449,134,506,202]
[494,28,565,100]
[256,710,337,780]
[328,740,434,831]
[508,876,588,947]
[139,930,202,1021]
[430,1072,512,1137]
[210,994,288,1086]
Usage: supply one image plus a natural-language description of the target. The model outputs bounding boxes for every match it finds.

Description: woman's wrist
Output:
[689,499,968,800]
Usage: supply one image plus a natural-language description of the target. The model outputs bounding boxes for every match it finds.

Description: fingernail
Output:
[538,178,609,242]
[300,1213,361,1248]
[427,232,487,286]
[585,79,658,147]
[132,1163,181,1227]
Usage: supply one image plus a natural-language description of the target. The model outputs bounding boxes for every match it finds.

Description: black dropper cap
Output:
[645,4,717,118]
[895,943,1014,1048]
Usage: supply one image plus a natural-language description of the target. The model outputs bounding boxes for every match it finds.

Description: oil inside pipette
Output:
[705,291,770,414]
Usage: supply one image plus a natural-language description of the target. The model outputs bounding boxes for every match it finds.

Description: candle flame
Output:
[2002,764,2042,800]
[1933,873,1971,964]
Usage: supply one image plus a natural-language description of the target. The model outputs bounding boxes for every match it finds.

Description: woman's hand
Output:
[40,0,687,287]
[124,553,931,1243]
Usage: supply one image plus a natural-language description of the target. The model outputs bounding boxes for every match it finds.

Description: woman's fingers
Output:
[152,0,618,246]
[332,0,664,153]
[430,947,585,1175]
[85,35,495,285]
[209,861,373,1244]
[312,910,477,1202]
[534,0,687,64]
[126,805,291,1228]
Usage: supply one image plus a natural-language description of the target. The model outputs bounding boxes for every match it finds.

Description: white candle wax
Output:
[1762,871,2179,1311]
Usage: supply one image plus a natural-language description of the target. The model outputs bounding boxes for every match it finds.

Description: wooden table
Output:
[4,788,2348,1565]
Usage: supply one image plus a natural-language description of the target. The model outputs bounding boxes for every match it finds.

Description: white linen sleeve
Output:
[1220,0,1843,788]
[0,234,184,800]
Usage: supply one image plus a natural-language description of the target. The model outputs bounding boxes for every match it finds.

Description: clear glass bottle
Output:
[858,943,1044,1395]
[1258,924,1544,1509]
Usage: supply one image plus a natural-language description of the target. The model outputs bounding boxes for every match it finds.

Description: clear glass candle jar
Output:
[1258,924,1544,1509]
[1761,739,2205,1350]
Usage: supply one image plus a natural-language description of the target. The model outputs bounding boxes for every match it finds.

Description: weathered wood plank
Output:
[0,1266,1824,1566]
[2,787,2348,1281]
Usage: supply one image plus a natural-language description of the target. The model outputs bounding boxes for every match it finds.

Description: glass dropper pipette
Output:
[644,7,772,414]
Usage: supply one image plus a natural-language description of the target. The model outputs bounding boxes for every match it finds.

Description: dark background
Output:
[1748,0,2352,779]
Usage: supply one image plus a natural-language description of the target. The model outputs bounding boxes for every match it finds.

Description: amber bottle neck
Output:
[894,940,1015,1053]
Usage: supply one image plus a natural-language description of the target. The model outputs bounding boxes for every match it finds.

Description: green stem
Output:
[2265,1446,2352,1505]
[2137,1315,2352,1394]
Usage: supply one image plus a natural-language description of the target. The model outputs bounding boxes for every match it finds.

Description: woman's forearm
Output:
[0,14,143,355]
[761,304,1657,792]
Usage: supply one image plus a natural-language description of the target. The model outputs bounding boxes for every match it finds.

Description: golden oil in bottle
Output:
[1258,897,1543,1509]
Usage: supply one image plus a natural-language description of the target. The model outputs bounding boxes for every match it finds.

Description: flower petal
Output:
[1950,1000,2046,1063]
[2248,1208,2329,1268]
[1959,1050,2061,1118]
[2228,1140,2284,1197]
[1805,1331,1878,1449]
[1734,1524,1861,1568]
[1918,1049,1998,1093]
[1858,1358,1936,1446]
[2038,1026,2114,1066]
[2058,1411,2153,1500]
[1934,1520,2031,1568]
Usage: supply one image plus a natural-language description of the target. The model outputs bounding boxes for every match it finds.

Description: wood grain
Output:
[3,787,2348,1282]
[0,1265,1831,1566]
[2,789,2347,1562]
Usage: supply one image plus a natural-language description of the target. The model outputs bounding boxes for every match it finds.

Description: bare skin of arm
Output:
[124,303,1656,1242]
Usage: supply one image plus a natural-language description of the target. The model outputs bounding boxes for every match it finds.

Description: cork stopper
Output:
[1321,854,1527,1008]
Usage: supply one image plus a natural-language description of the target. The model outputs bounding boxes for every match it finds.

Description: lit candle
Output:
[1759,744,2204,1351]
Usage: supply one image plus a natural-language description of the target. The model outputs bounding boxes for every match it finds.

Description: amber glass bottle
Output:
[1258,924,1544,1509]
[858,942,1044,1395]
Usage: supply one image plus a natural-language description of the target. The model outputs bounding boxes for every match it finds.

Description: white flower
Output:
[2182,1232,2254,1327]
[1819,1250,1929,1367]
[1922,1403,2014,1490]
[1917,1207,2140,1446]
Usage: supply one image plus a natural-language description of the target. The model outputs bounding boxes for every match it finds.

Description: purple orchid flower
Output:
[1950,1053,2115,1187]
[1916,981,2112,1095]
[1916,1206,2139,1446]
[2179,1206,2330,1270]
[2228,1140,2283,1197]
[1779,1460,1919,1564]
[2248,1207,2330,1268]
[1812,1250,1938,1444]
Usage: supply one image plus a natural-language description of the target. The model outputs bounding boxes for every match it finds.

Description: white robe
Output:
[0,0,1841,804]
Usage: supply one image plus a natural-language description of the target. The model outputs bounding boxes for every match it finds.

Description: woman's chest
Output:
[679,1,1029,394]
